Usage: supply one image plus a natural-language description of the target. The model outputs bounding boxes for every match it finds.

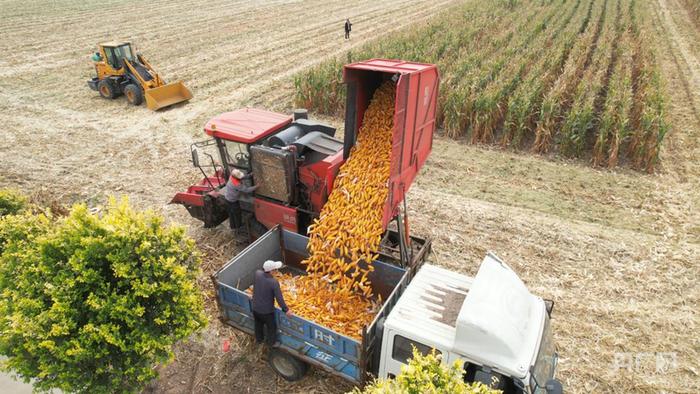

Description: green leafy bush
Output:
[353,348,500,394]
[0,197,207,393]
[0,189,28,217]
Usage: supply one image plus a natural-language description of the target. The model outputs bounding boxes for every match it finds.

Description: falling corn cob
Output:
[304,81,395,296]
[246,273,379,337]
[257,82,395,339]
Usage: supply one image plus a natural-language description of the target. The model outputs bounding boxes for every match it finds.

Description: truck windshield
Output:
[530,313,557,393]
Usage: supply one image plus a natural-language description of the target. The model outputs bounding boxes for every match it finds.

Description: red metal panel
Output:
[345,59,435,74]
[204,108,292,143]
[170,174,228,206]
[343,59,439,228]
[254,198,298,233]
[298,150,344,213]
[171,191,204,207]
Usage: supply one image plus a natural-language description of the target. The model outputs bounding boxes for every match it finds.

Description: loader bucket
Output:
[144,81,193,110]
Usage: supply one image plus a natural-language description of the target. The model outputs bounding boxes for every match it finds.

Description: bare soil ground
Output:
[1,1,699,393]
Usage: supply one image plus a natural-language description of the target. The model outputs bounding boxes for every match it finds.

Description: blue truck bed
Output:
[211,226,430,384]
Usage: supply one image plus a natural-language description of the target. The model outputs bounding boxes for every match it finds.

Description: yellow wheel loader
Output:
[87,42,192,110]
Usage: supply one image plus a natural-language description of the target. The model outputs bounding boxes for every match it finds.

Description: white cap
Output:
[263,260,284,272]
[231,169,245,179]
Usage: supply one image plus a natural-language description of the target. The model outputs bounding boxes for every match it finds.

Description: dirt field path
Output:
[651,0,700,243]
[655,0,700,166]
[656,0,700,95]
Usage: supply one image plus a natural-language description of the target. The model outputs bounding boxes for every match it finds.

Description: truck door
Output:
[380,331,445,379]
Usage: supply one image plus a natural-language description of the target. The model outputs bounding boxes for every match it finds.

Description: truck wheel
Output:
[124,84,143,106]
[97,80,116,99]
[268,349,308,381]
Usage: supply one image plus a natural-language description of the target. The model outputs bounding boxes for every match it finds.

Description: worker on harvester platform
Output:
[253,260,293,347]
[223,169,258,231]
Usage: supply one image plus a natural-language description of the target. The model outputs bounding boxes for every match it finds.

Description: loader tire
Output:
[124,84,143,106]
[97,80,117,99]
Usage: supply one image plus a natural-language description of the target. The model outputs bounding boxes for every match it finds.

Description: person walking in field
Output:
[344,18,353,39]
[223,169,258,231]
[252,260,293,347]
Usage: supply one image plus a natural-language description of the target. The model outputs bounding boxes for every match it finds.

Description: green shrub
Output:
[0,197,207,393]
[353,348,501,394]
[0,189,28,217]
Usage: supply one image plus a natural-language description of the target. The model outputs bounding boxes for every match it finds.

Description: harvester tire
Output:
[124,84,143,106]
[97,80,116,99]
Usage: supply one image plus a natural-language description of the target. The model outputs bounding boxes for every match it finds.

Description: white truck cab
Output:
[378,253,562,393]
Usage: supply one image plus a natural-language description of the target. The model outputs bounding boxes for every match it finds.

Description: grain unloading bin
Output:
[343,59,439,229]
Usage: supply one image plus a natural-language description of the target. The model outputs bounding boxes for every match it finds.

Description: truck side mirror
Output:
[191,147,200,168]
[544,299,554,317]
[545,379,563,394]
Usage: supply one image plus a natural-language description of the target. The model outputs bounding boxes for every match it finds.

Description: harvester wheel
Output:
[97,80,116,99]
[124,84,143,106]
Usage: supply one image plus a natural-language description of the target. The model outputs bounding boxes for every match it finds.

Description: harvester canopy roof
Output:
[204,108,292,144]
[344,58,437,74]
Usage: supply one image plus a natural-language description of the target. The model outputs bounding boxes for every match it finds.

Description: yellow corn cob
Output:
[249,82,395,339]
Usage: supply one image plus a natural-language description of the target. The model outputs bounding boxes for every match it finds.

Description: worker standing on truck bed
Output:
[224,169,257,231]
[253,260,292,347]
[344,18,352,39]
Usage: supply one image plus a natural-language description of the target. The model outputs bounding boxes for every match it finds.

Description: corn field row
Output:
[294,0,668,171]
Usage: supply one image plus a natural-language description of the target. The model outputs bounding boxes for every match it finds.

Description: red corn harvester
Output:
[171,59,439,261]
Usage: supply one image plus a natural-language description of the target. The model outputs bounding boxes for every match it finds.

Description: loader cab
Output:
[378,256,562,394]
[93,42,135,79]
[99,42,135,70]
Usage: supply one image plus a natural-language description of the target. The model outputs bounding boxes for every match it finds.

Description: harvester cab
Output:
[172,108,345,235]
[87,41,192,110]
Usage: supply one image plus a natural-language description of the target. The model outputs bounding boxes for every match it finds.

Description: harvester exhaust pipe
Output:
[293,109,308,120]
